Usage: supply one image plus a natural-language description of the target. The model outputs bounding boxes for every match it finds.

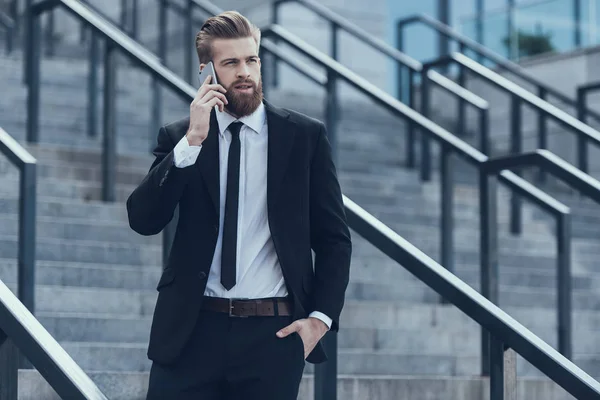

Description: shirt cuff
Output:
[308,311,332,331]
[173,135,202,168]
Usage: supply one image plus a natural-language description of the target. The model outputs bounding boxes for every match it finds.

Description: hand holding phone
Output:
[186,63,228,146]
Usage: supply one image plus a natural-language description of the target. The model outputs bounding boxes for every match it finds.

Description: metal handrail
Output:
[396,13,600,124]
[24,1,597,399]
[0,129,104,398]
[422,52,600,236]
[0,127,36,318]
[0,280,108,399]
[344,195,598,399]
[577,80,600,128]
[175,0,490,169]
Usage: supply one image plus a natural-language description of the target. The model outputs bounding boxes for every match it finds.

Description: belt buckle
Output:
[228,298,248,318]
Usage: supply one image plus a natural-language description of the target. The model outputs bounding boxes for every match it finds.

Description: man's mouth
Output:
[234,83,254,90]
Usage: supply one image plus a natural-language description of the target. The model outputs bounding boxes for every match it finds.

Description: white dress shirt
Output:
[172,103,332,329]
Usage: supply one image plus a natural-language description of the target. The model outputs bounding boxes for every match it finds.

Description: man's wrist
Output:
[308,311,332,332]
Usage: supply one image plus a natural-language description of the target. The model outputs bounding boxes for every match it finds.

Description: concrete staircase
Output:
[0,46,598,399]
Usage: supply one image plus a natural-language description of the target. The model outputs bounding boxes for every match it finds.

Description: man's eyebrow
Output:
[220,56,258,64]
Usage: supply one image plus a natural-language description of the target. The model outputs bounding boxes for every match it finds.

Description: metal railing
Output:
[22,1,599,398]
[0,129,104,399]
[422,52,600,235]
[396,13,600,126]
[577,81,600,128]
[344,195,600,400]
[0,127,36,321]
[182,0,489,170]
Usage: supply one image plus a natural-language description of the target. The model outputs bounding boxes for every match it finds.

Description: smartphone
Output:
[198,61,218,86]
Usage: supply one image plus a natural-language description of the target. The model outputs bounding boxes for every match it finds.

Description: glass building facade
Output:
[386,0,598,63]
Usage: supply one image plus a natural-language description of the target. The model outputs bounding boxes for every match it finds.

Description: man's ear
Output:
[199,63,206,72]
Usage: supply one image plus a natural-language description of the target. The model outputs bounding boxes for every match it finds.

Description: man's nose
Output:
[236,64,250,79]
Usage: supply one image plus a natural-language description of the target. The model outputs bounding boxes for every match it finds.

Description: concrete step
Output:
[33,340,599,378]
[29,308,600,356]
[16,370,576,400]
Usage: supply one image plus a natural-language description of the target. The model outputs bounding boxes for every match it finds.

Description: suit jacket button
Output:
[198,271,207,280]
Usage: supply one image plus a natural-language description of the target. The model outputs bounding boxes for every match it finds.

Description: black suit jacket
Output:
[126,100,352,365]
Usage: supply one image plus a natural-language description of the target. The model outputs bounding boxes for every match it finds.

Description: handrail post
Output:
[576,87,588,174]
[26,10,40,143]
[330,21,338,62]
[537,87,548,183]
[490,338,517,400]
[23,0,33,85]
[480,167,498,376]
[395,20,405,103]
[457,43,467,137]
[184,0,193,84]
[119,0,128,32]
[102,42,117,202]
[325,69,339,162]
[0,330,18,400]
[440,144,454,304]
[87,31,99,137]
[159,0,167,62]
[131,0,138,39]
[480,107,490,155]
[406,68,416,168]
[510,96,522,235]
[557,213,572,360]
[270,0,280,88]
[420,66,432,181]
[315,68,339,400]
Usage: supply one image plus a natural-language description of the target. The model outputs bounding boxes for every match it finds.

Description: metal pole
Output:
[88,32,99,137]
[475,0,484,63]
[120,0,128,31]
[185,0,193,84]
[102,43,117,202]
[490,341,517,400]
[26,12,40,143]
[396,22,404,102]
[271,0,279,88]
[574,0,582,47]
[537,87,548,183]
[440,145,454,303]
[406,68,416,168]
[315,333,338,400]
[557,213,572,360]
[576,87,588,174]
[131,0,139,39]
[18,161,36,369]
[330,22,338,61]
[489,336,504,400]
[457,47,467,137]
[159,0,167,63]
[480,169,498,376]
[0,330,18,400]
[510,96,522,235]
[437,0,450,73]
[23,0,33,85]
[420,67,431,181]
[315,69,339,400]
[480,108,490,155]
[325,70,338,163]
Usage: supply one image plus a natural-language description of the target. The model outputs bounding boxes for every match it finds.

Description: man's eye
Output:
[249,59,257,63]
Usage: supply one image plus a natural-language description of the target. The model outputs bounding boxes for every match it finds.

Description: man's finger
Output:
[276,321,299,338]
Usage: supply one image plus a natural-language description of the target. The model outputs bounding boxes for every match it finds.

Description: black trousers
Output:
[146,309,306,400]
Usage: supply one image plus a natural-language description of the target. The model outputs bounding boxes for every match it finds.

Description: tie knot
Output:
[229,122,243,138]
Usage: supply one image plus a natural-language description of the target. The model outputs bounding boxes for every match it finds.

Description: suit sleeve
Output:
[126,126,194,236]
[309,123,352,332]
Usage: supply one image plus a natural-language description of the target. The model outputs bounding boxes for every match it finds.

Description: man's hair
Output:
[195,11,261,64]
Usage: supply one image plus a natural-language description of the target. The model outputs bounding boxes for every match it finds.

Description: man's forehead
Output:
[212,37,258,60]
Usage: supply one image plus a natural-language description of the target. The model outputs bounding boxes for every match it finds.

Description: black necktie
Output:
[221,122,243,291]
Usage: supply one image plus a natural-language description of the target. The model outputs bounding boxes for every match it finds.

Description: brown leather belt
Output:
[201,296,292,317]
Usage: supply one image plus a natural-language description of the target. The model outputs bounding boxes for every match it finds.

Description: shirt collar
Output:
[215,101,266,136]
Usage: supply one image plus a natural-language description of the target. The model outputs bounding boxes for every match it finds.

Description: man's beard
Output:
[224,77,264,118]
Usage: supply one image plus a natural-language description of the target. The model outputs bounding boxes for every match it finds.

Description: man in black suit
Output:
[127,10,352,400]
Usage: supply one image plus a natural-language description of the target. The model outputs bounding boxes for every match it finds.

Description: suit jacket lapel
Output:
[266,100,295,211]
[197,111,220,217]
